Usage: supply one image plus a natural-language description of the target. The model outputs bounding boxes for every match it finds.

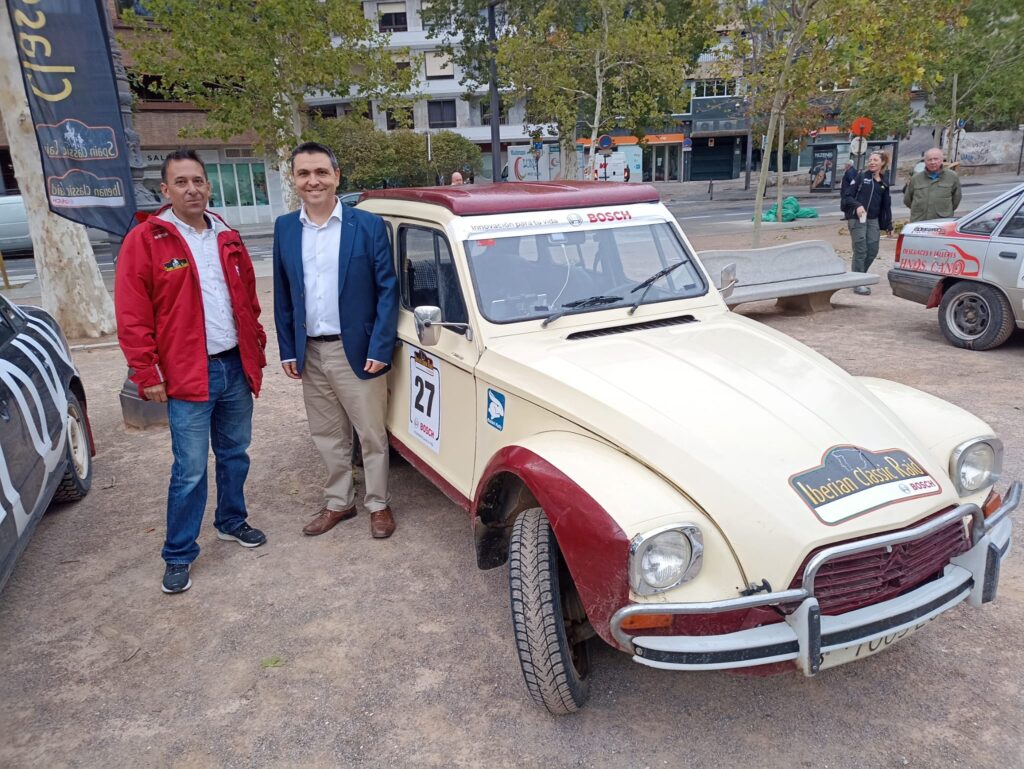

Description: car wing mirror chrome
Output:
[719,263,737,299]
[413,305,473,345]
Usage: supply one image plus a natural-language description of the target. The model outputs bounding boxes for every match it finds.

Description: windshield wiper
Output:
[541,295,623,327]
[628,260,690,314]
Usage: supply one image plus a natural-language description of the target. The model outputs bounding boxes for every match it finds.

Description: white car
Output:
[889,183,1024,349]
[358,181,1018,714]
[0,194,109,257]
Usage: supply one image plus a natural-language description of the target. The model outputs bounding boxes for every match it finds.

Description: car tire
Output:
[938,282,1015,351]
[52,390,93,503]
[509,507,591,714]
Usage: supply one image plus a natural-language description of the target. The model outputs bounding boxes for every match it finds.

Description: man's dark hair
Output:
[161,149,206,183]
[290,141,339,171]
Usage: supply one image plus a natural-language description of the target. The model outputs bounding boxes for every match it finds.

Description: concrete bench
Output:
[697,240,879,312]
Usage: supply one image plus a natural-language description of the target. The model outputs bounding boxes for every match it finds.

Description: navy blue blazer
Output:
[272,203,399,379]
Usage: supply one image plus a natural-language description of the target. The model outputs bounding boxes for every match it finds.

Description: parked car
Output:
[339,191,363,208]
[358,181,1018,714]
[0,294,95,591]
[0,193,110,258]
[0,194,32,255]
[888,182,1024,350]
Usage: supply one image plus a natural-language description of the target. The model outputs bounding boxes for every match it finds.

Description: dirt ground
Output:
[1,220,1022,769]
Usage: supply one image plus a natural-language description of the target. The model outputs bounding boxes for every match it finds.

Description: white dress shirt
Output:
[160,208,238,355]
[299,200,343,337]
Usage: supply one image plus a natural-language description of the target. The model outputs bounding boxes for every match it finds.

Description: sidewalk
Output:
[652,168,1024,203]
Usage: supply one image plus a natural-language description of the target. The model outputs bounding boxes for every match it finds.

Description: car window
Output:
[399,225,468,329]
[0,308,16,348]
[0,297,21,344]
[996,202,1024,240]
[960,192,1022,236]
[466,222,705,323]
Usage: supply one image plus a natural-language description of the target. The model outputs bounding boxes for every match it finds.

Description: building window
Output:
[480,97,507,125]
[428,100,457,129]
[692,79,741,98]
[424,52,454,80]
[207,162,270,208]
[378,2,408,32]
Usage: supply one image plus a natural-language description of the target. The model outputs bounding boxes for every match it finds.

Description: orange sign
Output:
[851,116,873,137]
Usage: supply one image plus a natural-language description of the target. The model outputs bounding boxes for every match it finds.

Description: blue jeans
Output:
[162,352,253,564]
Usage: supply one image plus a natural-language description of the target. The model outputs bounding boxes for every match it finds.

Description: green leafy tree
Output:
[926,0,1024,131]
[422,0,716,180]
[427,131,484,182]
[121,0,414,206]
[725,0,961,244]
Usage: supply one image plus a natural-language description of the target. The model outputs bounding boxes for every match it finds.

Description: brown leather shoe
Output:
[370,507,396,539]
[302,506,356,536]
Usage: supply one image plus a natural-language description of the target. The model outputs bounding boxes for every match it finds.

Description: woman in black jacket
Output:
[842,151,892,295]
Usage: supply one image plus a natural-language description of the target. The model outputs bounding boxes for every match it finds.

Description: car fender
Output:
[473,432,746,648]
[859,377,994,491]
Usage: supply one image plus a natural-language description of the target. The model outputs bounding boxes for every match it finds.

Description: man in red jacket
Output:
[115,149,268,594]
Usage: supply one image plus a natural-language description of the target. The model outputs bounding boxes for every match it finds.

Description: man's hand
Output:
[364,359,386,374]
[282,361,301,380]
[144,383,168,403]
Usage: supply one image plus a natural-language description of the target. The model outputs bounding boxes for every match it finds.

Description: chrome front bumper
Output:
[610,482,1020,675]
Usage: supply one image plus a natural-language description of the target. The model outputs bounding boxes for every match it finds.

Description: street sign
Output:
[851,116,873,137]
[809,129,819,139]
[850,136,868,156]
[597,134,614,150]
[533,141,544,150]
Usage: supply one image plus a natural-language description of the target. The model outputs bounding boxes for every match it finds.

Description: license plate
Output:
[819,617,936,671]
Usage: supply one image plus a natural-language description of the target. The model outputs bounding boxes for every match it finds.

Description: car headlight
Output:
[949,437,1002,496]
[629,524,703,596]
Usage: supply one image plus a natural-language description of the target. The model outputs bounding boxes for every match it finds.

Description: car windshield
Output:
[465,222,707,323]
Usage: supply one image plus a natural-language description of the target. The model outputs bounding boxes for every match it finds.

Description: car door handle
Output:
[998,251,1018,259]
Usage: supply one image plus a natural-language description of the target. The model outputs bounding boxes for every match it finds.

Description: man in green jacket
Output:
[904,148,962,222]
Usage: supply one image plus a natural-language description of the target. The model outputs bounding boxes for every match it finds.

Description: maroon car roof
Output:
[360,181,660,216]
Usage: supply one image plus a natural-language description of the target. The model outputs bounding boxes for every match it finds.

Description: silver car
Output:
[0,195,32,255]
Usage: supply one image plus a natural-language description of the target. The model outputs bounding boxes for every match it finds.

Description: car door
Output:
[0,303,39,581]
[986,193,1024,321]
[387,223,479,499]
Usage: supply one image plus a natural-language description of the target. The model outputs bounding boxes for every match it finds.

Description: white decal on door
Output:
[408,348,441,453]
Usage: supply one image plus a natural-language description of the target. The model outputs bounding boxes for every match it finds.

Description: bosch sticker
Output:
[587,210,632,223]
[409,348,441,453]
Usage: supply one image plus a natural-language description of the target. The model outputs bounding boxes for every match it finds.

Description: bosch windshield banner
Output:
[5,0,136,235]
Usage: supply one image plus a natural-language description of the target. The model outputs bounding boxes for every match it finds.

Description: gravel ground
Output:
[1,219,1022,769]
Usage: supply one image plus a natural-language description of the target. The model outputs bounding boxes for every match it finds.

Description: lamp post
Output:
[487,1,502,182]
[104,4,168,428]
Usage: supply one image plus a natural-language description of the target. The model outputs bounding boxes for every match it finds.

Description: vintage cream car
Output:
[359,182,1019,714]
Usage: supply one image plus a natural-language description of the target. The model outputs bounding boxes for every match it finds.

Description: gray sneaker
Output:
[162,563,192,594]
[853,286,871,295]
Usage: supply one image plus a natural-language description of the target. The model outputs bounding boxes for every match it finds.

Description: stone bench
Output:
[697,240,879,313]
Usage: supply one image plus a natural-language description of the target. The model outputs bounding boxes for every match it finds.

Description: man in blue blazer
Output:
[273,142,399,539]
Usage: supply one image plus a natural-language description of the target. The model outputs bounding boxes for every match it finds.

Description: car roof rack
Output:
[361,181,660,216]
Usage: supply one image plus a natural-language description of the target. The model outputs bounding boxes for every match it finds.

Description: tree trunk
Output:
[752,103,781,247]
[0,8,115,338]
[276,100,304,211]
[775,112,785,222]
[560,136,579,181]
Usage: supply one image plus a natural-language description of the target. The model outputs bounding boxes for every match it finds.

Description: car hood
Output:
[479,311,962,587]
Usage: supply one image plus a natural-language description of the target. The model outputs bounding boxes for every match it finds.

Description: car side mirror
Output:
[719,263,737,299]
[414,306,473,346]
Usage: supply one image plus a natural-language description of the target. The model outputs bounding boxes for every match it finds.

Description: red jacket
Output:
[115,207,267,401]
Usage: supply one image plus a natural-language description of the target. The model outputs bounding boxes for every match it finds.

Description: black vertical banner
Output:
[5,0,136,235]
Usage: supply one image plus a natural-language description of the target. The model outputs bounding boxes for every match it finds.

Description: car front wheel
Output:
[52,390,93,504]
[938,282,1015,351]
[509,507,591,714]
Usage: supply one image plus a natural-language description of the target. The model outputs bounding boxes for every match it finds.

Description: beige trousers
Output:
[301,339,390,513]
